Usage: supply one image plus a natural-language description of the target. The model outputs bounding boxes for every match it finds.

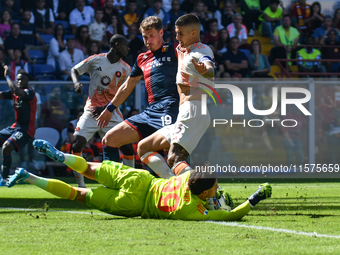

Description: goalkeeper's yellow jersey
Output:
[141,171,250,221]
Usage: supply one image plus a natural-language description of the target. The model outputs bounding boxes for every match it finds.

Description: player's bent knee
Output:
[2,141,14,155]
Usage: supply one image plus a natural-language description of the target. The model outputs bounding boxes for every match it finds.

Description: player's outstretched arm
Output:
[96,75,142,128]
[4,65,25,97]
[71,67,83,95]
[191,59,215,79]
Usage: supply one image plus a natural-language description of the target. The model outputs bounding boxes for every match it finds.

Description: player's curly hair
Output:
[188,170,217,195]
[140,16,163,32]
[175,14,200,28]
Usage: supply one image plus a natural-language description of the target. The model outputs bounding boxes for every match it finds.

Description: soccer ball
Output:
[206,187,233,212]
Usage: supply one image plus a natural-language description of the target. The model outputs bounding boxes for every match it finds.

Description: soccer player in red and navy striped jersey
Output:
[0,66,36,186]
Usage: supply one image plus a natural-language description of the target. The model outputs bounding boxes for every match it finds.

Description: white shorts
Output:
[158,100,211,154]
[74,108,124,141]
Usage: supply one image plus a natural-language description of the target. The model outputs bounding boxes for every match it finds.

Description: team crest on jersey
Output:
[75,127,80,131]
[162,45,169,52]
[101,75,111,86]
[115,71,121,77]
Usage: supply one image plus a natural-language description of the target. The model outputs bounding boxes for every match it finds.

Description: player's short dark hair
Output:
[17,69,30,80]
[109,34,128,48]
[175,14,200,28]
[188,170,217,195]
[140,16,163,32]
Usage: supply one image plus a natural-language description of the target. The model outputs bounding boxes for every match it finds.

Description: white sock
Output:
[73,171,86,187]
[140,152,175,178]
[122,155,135,168]
[171,161,192,175]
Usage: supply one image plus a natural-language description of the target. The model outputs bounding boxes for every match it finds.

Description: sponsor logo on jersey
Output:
[143,54,148,59]
[96,66,102,71]
[162,45,169,52]
[101,75,111,86]
[115,71,121,77]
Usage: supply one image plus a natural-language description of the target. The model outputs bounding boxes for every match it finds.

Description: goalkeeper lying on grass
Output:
[7,139,272,221]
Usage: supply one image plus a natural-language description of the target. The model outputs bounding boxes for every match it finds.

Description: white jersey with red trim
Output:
[74,53,131,110]
[176,42,215,89]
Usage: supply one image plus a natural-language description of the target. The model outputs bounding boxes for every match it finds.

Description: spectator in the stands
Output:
[290,0,311,43]
[144,0,170,31]
[180,0,195,14]
[307,2,323,32]
[333,8,340,30]
[248,39,271,78]
[205,0,221,15]
[75,25,91,56]
[40,86,69,137]
[296,35,326,76]
[168,0,185,32]
[227,13,248,46]
[93,0,105,9]
[47,24,66,70]
[214,1,235,30]
[0,0,20,20]
[0,48,6,80]
[0,10,12,40]
[215,28,229,55]
[239,0,261,37]
[19,9,47,50]
[121,0,142,36]
[47,0,67,20]
[259,0,284,44]
[320,29,340,73]
[203,18,219,44]
[69,0,95,35]
[9,48,29,81]
[191,0,212,30]
[30,0,55,35]
[113,0,126,13]
[106,14,124,40]
[89,9,108,49]
[103,0,119,26]
[20,0,36,15]
[0,37,3,50]
[269,14,299,67]
[207,42,224,78]
[312,15,339,45]
[86,40,101,58]
[223,36,248,78]
[4,23,34,63]
[126,23,143,61]
[59,37,85,81]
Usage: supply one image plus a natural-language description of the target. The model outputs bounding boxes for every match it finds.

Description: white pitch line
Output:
[2,207,340,239]
[206,221,340,239]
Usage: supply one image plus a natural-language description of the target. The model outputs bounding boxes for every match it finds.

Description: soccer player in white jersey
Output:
[69,34,135,187]
[137,14,216,177]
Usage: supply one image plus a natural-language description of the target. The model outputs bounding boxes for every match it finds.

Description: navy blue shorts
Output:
[125,97,179,139]
[0,127,32,152]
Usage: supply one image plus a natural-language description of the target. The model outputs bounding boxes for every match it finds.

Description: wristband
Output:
[106,102,117,113]
[6,75,10,81]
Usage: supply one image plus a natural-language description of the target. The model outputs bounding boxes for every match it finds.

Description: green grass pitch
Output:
[1,178,340,254]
